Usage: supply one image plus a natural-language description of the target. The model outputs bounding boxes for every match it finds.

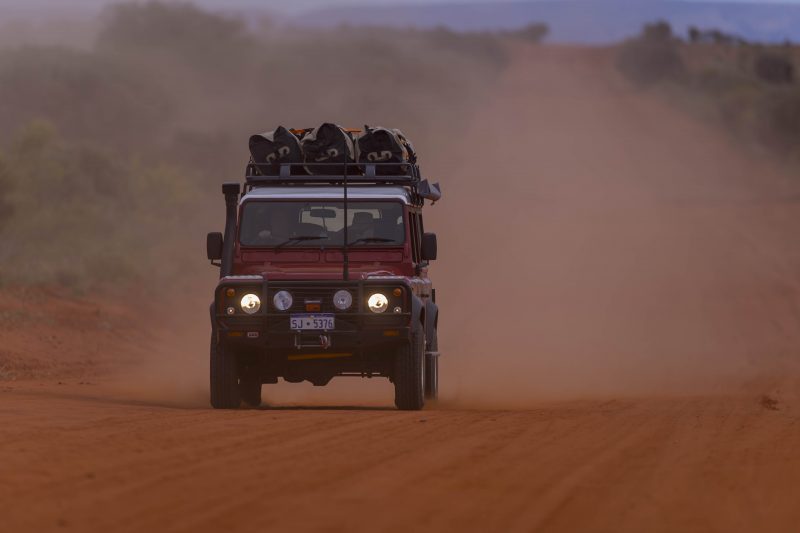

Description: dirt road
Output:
[2,382,799,532]
[3,45,800,532]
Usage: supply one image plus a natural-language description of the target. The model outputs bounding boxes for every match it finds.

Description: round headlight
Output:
[367,293,388,314]
[240,294,261,314]
[333,290,353,311]
[273,290,293,311]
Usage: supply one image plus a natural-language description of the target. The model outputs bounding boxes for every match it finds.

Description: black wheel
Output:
[424,328,439,400]
[240,371,262,408]
[394,324,425,411]
[210,334,241,409]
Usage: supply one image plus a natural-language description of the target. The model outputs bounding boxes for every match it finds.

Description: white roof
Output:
[241,186,413,205]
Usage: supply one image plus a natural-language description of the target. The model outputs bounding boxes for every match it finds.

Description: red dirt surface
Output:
[2,45,800,532]
[0,287,149,381]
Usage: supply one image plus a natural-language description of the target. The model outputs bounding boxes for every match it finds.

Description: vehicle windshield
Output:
[239,201,405,247]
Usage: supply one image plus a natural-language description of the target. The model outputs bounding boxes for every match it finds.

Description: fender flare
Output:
[209,303,217,342]
[424,300,438,350]
[411,293,426,334]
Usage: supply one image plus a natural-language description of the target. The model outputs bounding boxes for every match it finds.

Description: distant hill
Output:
[292,1,800,44]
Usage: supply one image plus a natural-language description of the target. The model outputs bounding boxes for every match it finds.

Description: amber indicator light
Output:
[225,288,235,297]
[392,288,402,297]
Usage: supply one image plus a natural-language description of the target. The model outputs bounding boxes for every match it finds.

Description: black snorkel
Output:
[220,182,240,278]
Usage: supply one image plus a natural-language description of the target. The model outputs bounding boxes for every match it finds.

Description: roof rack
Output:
[244,161,442,203]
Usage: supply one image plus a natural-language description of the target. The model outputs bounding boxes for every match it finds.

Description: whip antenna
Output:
[342,133,349,281]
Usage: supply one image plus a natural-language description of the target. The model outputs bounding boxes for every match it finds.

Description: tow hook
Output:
[294,333,332,350]
[319,335,331,350]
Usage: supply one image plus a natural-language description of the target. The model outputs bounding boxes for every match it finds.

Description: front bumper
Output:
[214,311,411,355]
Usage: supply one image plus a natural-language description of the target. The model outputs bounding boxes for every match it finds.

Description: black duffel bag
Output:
[357,126,417,175]
[248,126,303,175]
[301,123,358,175]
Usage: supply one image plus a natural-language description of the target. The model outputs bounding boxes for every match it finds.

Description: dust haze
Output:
[2,3,799,408]
[7,7,800,532]
[431,47,800,406]
[137,45,800,409]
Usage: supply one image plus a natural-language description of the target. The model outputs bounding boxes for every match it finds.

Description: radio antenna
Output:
[342,132,350,281]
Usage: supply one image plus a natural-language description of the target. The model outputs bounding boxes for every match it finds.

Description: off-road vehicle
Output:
[206,152,441,410]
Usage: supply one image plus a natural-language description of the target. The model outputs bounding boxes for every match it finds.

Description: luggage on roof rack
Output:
[248,126,303,176]
[243,124,441,203]
[301,123,358,176]
[357,126,416,175]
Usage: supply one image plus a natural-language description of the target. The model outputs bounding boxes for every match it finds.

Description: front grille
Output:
[268,286,359,313]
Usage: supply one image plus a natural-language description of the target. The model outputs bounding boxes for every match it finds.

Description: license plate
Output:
[290,314,335,331]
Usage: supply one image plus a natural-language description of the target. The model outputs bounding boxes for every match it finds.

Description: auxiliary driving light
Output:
[240,294,261,314]
[333,290,353,310]
[273,290,293,311]
[368,293,388,314]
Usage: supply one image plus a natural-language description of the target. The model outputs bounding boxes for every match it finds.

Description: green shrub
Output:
[754,52,794,84]
[0,121,199,287]
[0,47,172,149]
[756,89,800,151]
[506,23,549,43]
[621,22,800,161]
[618,21,686,86]
[97,1,254,72]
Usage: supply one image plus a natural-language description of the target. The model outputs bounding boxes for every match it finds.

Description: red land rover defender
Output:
[206,158,441,410]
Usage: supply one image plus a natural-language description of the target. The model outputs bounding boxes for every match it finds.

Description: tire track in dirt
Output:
[2,384,799,532]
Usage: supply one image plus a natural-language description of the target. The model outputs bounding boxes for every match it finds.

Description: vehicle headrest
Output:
[352,212,374,224]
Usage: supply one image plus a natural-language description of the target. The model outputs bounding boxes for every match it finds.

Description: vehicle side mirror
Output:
[207,232,223,261]
[421,232,437,261]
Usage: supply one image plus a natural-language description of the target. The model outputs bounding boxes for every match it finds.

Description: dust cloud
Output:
[114,45,800,410]
[5,2,799,408]
[428,46,800,406]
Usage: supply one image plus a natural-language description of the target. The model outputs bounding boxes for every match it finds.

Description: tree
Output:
[512,23,549,44]
[755,52,794,84]
[617,21,686,85]
[96,1,253,71]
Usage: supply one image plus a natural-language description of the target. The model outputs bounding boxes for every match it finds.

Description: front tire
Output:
[210,334,241,409]
[394,324,425,410]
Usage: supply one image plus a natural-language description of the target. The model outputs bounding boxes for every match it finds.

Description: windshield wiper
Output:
[274,235,324,250]
[348,237,395,246]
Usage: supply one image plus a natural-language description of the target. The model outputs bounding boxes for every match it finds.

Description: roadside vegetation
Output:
[0,1,515,288]
[618,21,800,162]
[0,121,198,287]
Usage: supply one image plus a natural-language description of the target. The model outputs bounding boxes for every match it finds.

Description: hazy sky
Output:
[2,0,800,16]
